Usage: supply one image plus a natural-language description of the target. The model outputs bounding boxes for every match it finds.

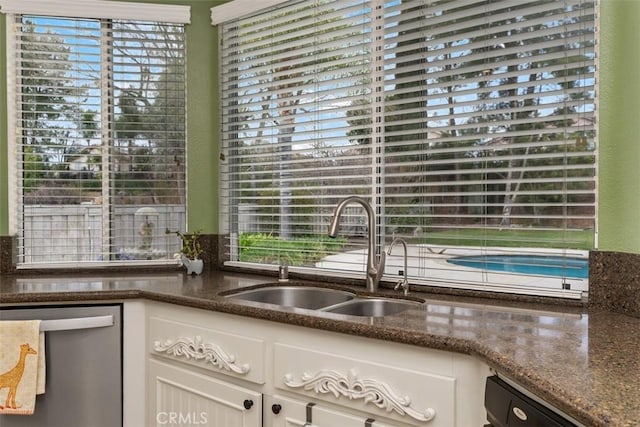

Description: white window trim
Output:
[210,0,289,25]
[5,20,17,237]
[0,0,190,24]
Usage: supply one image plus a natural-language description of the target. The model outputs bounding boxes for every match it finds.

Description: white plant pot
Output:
[181,256,204,275]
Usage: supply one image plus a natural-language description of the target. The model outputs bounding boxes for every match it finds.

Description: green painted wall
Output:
[598,0,640,253]
[183,1,219,233]
[1,0,639,253]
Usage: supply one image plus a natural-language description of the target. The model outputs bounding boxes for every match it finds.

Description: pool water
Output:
[446,255,589,279]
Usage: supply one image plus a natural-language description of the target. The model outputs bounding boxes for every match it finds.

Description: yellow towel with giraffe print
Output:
[0,321,45,415]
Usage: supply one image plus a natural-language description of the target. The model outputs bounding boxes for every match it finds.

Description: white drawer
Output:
[273,343,455,427]
[149,315,265,384]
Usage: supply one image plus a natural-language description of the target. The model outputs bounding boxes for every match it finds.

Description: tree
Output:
[232,3,362,239]
[112,21,186,204]
[19,19,79,196]
[472,3,595,228]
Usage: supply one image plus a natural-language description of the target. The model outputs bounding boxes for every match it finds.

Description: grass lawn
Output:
[238,228,593,265]
[239,233,347,265]
[417,228,594,251]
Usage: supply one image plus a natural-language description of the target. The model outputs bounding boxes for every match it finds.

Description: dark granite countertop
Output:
[1,271,638,427]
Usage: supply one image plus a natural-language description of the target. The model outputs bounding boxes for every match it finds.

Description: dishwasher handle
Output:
[40,314,114,332]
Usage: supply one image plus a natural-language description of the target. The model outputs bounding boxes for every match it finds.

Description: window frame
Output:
[215,0,597,299]
[4,2,190,268]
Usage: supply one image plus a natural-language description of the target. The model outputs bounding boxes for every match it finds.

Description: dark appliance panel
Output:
[485,375,578,427]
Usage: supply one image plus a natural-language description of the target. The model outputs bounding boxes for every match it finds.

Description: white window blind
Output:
[218,0,596,298]
[8,14,188,267]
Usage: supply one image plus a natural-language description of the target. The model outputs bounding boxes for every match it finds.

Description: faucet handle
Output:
[394,278,410,296]
[278,265,289,282]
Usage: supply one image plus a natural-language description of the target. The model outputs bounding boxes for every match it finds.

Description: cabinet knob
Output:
[243,399,254,410]
[271,404,282,414]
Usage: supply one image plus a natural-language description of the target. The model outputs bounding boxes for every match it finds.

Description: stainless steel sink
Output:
[225,286,356,310]
[224,285,422,317]
[323,298,423,317]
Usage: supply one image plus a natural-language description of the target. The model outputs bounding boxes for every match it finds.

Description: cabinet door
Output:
[148,359,261,427]
[273,343,449,426]
[268,395,400,427]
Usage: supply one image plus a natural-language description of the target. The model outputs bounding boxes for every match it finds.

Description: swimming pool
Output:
[446,255,589,279]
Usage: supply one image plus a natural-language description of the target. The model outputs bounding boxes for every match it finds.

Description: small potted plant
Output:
[166,229,204,275]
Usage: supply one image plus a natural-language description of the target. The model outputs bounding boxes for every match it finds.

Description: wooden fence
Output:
[22,204,185,263]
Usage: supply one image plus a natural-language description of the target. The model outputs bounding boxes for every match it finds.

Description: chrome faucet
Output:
[328,196,385,293]
[387,238,410,296]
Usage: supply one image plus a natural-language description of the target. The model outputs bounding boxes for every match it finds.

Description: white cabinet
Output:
[148,313,266,385]
[145,302,266,427]
[144,301,489,427]
[148,359,262,427]
[272,343,447,426]
[123,300,147,427]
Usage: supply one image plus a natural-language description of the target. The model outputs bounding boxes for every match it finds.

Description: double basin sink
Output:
[224,285,423,317]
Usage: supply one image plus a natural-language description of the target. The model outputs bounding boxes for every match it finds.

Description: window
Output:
[217,0,596,298]
[3,1,189,267]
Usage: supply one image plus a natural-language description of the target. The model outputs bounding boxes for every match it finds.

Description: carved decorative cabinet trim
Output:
[153,335,250,375]
[283,368,436,422]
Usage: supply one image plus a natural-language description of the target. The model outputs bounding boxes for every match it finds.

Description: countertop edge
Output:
[0,289,617,427]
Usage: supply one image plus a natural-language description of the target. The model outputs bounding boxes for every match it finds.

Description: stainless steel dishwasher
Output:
[0,304,122,427]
